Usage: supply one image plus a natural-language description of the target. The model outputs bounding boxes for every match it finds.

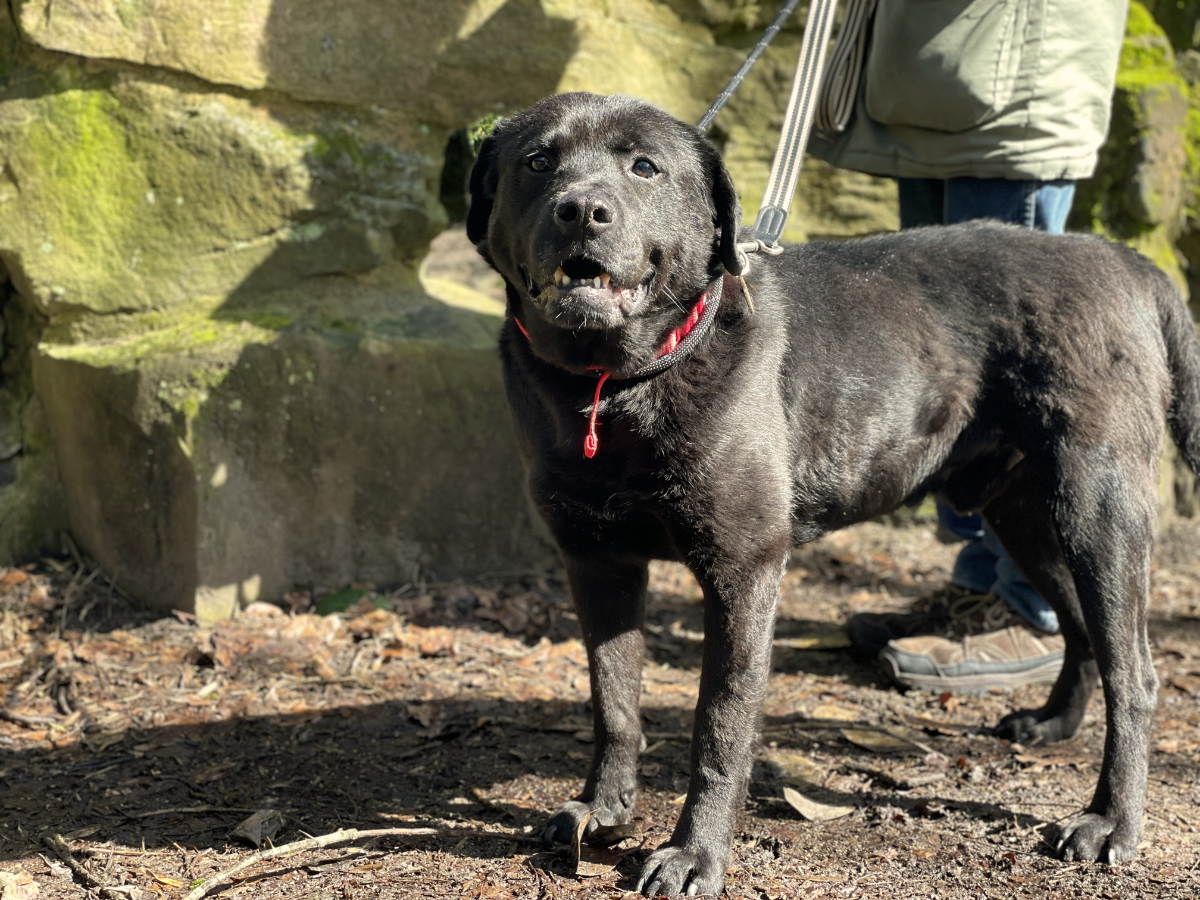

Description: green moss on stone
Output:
[113,0,152,31]
[21,88,145,293]
[239,312,294,330]
[1074,1,1193,269]
[466,114,503,154]
[42,317,275,374]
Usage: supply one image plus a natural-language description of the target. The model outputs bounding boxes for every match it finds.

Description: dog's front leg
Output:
[637,545,787,897]
[542,551,648,844]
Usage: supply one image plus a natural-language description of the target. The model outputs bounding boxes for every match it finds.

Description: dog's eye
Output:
[529,155,552,172]
[632,159,658,179]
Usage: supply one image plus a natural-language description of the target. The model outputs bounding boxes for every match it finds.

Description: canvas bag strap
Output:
[752,0,841,245]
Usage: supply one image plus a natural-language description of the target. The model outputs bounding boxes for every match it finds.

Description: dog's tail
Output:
[1158,272,1200,475]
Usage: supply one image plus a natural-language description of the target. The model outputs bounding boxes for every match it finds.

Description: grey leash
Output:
[698,0,876,258]
[696,0,805,136]
[751,0,840,245]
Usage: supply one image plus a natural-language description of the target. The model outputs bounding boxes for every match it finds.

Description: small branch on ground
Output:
[127,806,266,819]
[0,709,60,728]
[180,825,539,900]
[41,833,127,900]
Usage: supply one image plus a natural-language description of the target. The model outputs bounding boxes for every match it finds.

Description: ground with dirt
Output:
[1,517,1198,899]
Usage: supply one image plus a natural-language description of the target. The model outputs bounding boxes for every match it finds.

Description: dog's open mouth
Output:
[527,256,654,297]
[527,255,617,298]
[523,255,656,327]
[552,255,612,291]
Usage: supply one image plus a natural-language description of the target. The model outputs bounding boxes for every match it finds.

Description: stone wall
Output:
[1,1,1199,619]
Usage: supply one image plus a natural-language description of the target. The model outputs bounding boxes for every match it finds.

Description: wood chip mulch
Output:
[1,519,1198,899]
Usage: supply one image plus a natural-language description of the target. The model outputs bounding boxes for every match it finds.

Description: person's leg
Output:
[982,524,1061,633]
[850,177,1072,685]
[937,502,994,593]
[1029,180,1076,234]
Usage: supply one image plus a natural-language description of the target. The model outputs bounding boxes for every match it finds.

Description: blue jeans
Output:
[899,176,1072,634]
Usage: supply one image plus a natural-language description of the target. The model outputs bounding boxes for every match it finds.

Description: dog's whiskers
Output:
[662,284,686,314]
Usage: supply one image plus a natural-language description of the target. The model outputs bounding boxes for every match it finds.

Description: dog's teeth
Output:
[554,267,565,285]
[600,273,610,287]
[593,277,601,288]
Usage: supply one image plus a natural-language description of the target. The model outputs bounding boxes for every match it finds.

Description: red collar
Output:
[513,288,714,458]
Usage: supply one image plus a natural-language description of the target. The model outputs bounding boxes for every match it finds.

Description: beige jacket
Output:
[809,0,1129,180]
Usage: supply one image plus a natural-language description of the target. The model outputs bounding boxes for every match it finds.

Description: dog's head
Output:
[467,93,742,334]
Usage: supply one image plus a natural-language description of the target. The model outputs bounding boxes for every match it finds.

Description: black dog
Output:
[466,92,1199,896]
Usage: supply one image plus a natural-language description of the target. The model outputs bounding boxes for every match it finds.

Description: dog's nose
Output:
[555,194,614,237]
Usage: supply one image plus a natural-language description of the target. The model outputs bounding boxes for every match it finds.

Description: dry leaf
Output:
[242,602,285,618]
[773,633,852,650]
[494,598,529,634]
[585,821,641,848]
[0,871,39,900]
[393,595,433,618]
[26,585,55,611]
[40,858,69,880]
[229,809,284,848]
[571,810,639,877]
[571,809,598,874]
[770,749,825,786]
[576,845,632,878]
[0,570,30,592]
[810,704,859,721]
[417,629,454,657]
[782,786,854,822]
[840,728,924,755]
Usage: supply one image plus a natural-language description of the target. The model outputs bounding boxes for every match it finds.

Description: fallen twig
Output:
[0,709,60,728]
[61,532,85,572]
[127,805,264,819]
[41,833,127,900]
[180,825,539,900]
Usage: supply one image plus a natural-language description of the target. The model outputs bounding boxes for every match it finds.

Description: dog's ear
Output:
[466,132,501,248]
[708,150,744,276]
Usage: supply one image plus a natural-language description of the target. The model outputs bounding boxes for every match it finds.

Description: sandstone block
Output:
[33,290,553,622]
[0,65,445,317]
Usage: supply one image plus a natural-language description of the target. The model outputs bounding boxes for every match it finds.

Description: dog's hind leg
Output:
[1029,445,1158,863]
[542,551,648,844]
[981,462,1099,746]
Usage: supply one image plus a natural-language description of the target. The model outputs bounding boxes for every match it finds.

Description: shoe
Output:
[877,594,1064,692]
[846,586,971,657]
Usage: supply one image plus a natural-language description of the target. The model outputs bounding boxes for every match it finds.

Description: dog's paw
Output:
[541,799,630,845]
[634,845,724,897]
[994,707,1077,745]
[1054,813,1138,864]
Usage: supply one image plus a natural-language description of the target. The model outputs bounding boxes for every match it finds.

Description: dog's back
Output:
[754,222,1189,530]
